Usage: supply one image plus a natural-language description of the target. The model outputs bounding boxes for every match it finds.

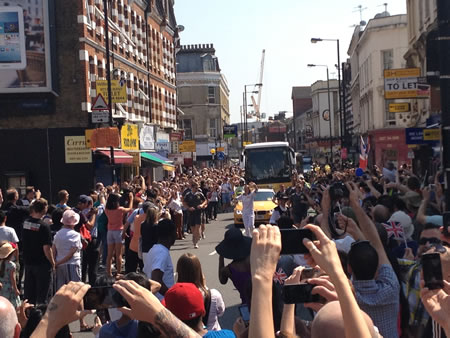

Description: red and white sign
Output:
[91,94,109,111]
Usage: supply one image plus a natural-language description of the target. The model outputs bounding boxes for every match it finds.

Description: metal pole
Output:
[437,0,450,210]
[337,40,343,148]
[103,0,115,182]
[240,104,243,150]
[326,67,332,164]
[244,86,248,143]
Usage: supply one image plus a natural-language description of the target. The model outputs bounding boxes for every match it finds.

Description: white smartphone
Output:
[0,6,27,70]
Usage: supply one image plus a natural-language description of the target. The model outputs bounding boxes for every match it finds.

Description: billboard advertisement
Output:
[0,0,52,92]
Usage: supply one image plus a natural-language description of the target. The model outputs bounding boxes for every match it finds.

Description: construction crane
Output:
[251,49,265,121]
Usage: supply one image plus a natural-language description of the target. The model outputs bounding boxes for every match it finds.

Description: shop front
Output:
[369,128,411,168]
[141,152,175,181]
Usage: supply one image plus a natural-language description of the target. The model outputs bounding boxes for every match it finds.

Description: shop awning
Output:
[97,149,134,164]
[141,152,175,171]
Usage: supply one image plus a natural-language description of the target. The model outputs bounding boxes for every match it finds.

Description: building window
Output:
[208,86,216,104]
[178,119,192,140]
[385,100,396,126]
[209,118,217,138]
[382,50,393,72]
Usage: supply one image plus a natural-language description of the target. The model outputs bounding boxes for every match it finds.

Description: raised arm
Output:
[249,225,281,338]
[346,182,389,266]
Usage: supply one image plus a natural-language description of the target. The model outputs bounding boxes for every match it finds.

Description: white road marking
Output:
[209,250,217,256]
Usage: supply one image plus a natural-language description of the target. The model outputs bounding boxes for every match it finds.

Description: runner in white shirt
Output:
[236,182,258,237]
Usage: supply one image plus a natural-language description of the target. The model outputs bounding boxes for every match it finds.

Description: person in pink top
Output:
[104,192,133,276]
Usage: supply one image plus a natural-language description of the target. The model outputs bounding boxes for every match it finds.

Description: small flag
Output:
[359,135,369,170]
[383,221,405,240]
[273,268,287,285]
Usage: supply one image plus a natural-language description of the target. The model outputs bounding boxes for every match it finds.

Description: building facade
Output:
[291,86,312,152]
[347,13,411,167]
[176,44,230,165]
[0,0,178,203]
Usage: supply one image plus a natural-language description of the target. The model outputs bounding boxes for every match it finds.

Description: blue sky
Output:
[175,1,407,123]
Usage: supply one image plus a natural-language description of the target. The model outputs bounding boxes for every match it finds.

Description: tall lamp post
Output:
[243,83,262,144]
[308,64,333,163]
[103,0,116,182]
[311,38,345,148]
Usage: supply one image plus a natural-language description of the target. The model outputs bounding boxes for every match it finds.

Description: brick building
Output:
[0,0,178,203]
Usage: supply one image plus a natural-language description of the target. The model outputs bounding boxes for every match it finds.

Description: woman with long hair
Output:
[104,192,133,276]
[140,206,160,262]
[176,253,225,331]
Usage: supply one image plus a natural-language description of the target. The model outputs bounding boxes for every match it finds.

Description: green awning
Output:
[141,152,166,164]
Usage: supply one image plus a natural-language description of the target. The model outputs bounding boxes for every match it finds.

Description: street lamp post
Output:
[308,64,333,163]
[311,38,345,149]
[103,0,116,182]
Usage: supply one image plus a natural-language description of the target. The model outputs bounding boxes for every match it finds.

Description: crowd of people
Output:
[0,162,448,338]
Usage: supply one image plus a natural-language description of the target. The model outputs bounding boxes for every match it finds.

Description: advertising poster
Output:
[0,0,52,92]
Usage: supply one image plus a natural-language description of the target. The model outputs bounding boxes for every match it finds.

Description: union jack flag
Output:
[359,135,370,170]
[383,221,405,240]
[273,268,287,285]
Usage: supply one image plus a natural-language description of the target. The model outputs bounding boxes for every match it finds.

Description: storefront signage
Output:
[139,125,155,150]
[128,152,141,167]
[405,128,440,144]
[96,80,127,103]
[65,136,92,163]
[0,1,54,93]
[223,125,237,138]
[170,131,183,142]
[423,129,441,141]
[156,142,171,157]
[121,124,139,150]
[179,140,196,153]
[389,103,410,113]
[85,128,120,148]
[384,68,423,99]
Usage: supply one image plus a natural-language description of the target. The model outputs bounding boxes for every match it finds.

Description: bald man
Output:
[372,205,391,224]
[0,296,20,338]
[311,301,379,338]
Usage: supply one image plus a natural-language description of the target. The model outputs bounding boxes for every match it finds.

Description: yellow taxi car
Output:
[234,189,276,226]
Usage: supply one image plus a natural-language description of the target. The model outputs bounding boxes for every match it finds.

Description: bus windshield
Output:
[245,147,291,183]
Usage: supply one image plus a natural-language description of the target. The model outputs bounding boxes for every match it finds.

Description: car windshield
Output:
[253,191,274,201]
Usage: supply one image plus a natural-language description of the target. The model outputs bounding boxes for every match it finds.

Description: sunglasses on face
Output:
[419,237,441,246]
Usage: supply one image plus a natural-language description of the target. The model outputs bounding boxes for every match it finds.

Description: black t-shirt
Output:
[4,203,29,241]
[192,191,206,208]
[141,221,159,253]
[72,207,88,232]
[289,192,308,218]
[22,217,52,266]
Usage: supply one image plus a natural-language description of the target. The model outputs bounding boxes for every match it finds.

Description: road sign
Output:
[92,110,110,123]
[96,80,127,103]
[217,152,225,160]
[91,94,109,111]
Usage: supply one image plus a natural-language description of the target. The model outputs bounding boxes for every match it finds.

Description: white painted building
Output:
[404,0,439,126]
[309,79,339,140]
[347,14,408,134]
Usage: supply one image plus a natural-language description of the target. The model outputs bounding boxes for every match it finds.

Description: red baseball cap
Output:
[162,283,205,321]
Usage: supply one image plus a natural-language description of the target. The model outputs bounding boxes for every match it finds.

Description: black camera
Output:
[329,182,349,200]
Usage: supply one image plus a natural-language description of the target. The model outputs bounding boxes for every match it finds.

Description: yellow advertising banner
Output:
[389,103,410,113]
[179,140,196,152]
[121,124,139,150]
[65,136,92,163]
[96,79,127,103]
[423,129,441,141]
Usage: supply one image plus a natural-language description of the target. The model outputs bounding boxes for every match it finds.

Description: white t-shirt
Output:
[53,228,82,266]
[205,288,226,331]
[0,225,19,244]
[334,235,355,253]
[237,192,256,214]
[143,244,174,300]
[168,198,183,214]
